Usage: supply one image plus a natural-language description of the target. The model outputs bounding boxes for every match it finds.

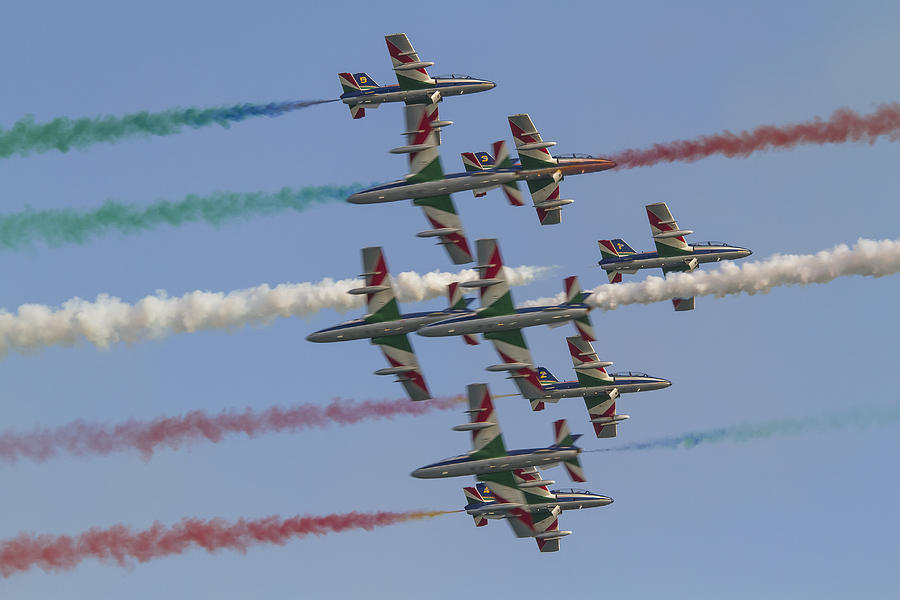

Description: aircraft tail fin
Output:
[611,238,637,255]
[672,297,696,312]
[536,367,558,383]
[350,247,400,323]
[461,151,494,172]
[562,276,595,342]
[352,72,379,89]
[553,420,586,482]
[463,486,489,527]
[464,383,507,459]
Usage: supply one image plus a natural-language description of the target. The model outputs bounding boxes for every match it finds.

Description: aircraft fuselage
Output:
[417,304,591,338]
[341,78,496,107]
[306,308,473,343]
[411,446,580,479]
[535,376,672,400]
[466,491,613,519]
[599,245,752,273]
[346,158,616,205]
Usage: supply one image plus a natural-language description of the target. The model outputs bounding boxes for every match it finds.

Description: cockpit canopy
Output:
[693,241,729,247]
[435,73,478,79]
[611,371,650,377]
[553,488,593,495]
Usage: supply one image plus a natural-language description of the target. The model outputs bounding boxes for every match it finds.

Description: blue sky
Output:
[1,1,899,597]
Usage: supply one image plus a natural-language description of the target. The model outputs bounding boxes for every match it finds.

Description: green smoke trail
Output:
[0,184,365,249]
[590,402,900,452]
[0,99,336,159]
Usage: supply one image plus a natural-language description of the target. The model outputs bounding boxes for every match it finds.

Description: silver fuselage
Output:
[599,245,752,273]
[417,305,590,338]
[411,447,580,479]
[341,78,496,107]
[346,158,616,205]
[468,492,613,519]
[534,376,672,400]
[306,308,472,343]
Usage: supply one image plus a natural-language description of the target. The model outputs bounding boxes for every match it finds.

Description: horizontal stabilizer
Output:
[653,229,694,239]
[452,421,496,431]
[416,227,462,238]
[373,365,417,376]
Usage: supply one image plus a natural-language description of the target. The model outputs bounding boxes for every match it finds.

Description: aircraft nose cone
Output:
[745,249,753,257]
[410,468,427,479]
[661,379,673,388]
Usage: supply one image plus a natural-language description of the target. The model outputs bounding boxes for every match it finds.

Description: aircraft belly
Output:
[348,173,518,204]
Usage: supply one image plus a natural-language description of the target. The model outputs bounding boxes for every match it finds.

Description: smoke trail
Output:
[0,265,547,356]
[0,99,337,159]
[0,509,453,577]
[590,402,900,452]
[0,184,364,250]
[611,103,900,169]
[520,238,900,310]
[0,396,463,463]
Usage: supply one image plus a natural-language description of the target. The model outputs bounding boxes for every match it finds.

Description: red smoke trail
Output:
[611,103,900,169]
[0,509,453,577]
[0,396,463,463]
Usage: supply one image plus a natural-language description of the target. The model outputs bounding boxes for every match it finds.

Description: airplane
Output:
[462,477,612,553]
[412,383,589,552]
[347,113,617,226]
[304,247,475,400]
[528,336,672,438]
[411,383,586,481]
[338,33,495,119]
[598,202,752,311]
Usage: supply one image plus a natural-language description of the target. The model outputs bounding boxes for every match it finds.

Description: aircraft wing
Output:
[508,114,570,226]
[398,103,473,264]
[385,33,437,94]
[371,333,431,401]
[484,328,546,410]
[647,202,694,257]
[567,336,625,438]
[478,468,566,552]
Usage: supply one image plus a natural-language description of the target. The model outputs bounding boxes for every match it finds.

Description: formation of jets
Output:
[315,33,755,551]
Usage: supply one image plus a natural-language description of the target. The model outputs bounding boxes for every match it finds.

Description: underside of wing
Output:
[371,333,431,401]
[413,195,473,264]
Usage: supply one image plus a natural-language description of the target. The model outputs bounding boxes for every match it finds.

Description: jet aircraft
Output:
[463,481,612,527]
[305,247,475,400]
[347,114,617,226]
[527,336,671,437]
[412,383,589,552]
[598,202,752,311]
[338,33,495,119]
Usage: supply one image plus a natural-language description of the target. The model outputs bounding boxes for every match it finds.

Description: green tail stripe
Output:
[370,332,412,352]
[364,298,402,324]
[476,291,516,318]
[470,435,508,460]
[483,327,527,349]
[576,371,610,388]
[407,158,445,184]
[412,194,457,213]
[520,156,557,171]
[396,73,435,92]
[655,243,693,258]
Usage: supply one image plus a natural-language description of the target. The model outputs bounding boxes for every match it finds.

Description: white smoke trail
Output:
[0,266,548,355]
[520,238,900,309]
